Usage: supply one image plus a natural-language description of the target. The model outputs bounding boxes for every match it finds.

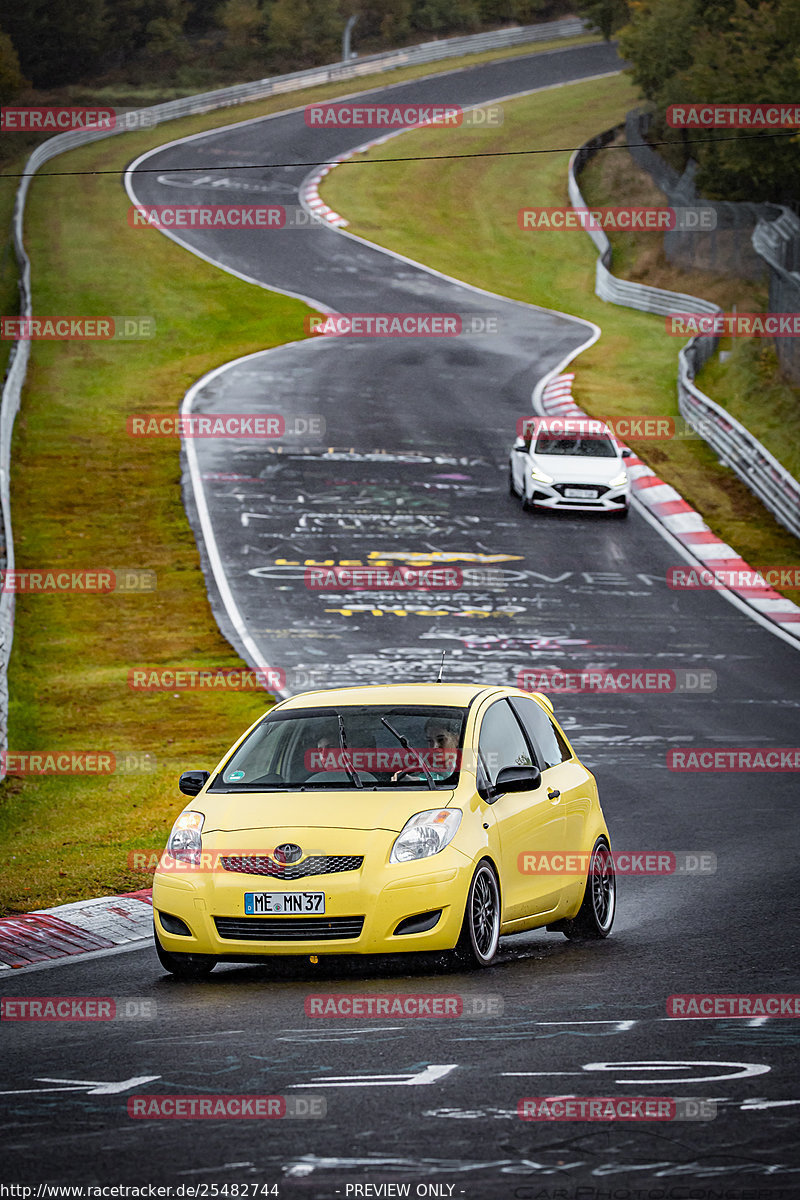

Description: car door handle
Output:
[548,788,561,800]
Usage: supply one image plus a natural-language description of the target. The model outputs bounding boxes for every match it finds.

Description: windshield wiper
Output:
[338,713,363,789]
[380,717,436,790]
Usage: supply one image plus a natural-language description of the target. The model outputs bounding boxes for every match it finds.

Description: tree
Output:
[220,0,267,47]
[143,0,190,60]
[1,0,107,86]
[617,0,698,103]
[618,0,800,203]
[266,0,343,68]
[575,0,630,38]
[0,28,28,102]
[411,0,482,35]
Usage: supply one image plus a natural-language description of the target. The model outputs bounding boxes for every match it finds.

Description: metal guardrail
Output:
[569,129,800,543]
[0,16,587,775]
[753,208,800,385]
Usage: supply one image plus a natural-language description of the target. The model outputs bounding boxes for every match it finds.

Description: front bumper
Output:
[153,847,471,957]
[529,480,629,513]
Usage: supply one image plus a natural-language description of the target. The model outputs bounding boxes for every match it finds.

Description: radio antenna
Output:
[435,650,446,683]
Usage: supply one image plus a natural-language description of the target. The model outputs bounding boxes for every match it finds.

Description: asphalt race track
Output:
[3,41,799,1198]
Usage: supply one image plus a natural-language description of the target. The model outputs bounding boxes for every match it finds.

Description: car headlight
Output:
[166,810,204,864]
[608,470,628,488]
[390,809,463,863]
[530,466,554,485]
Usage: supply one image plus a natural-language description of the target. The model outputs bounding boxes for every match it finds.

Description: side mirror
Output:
[179,770,210,796]
[494,764,542,794]
[621,448,633,458]
[513,436,526,451]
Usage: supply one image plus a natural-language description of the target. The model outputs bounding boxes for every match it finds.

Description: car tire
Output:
[562,839,615,940]
[508,465,518,496]
[153,924,217,978]
[453,861,501,968]
[521,482,535,513]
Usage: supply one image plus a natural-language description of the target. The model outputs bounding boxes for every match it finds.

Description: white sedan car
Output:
[509,417,632,517]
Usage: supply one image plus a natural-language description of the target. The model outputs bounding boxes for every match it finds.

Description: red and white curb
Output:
[300,157,350,228]
[539,375,800,640]
[0,889,153,968]
[300,120,453,229]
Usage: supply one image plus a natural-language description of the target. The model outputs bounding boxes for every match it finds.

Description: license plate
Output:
[564,487,597,499]
[244,892,325,915]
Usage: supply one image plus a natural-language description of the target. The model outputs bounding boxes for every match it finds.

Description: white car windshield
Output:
[535,433,617,457]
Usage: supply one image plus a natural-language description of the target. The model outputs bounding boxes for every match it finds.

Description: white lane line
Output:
[0,1075,161,1097]
[291,1064,458,1087]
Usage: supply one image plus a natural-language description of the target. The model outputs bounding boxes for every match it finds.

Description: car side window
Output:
[477,699,534,787]
[509,696,572,770]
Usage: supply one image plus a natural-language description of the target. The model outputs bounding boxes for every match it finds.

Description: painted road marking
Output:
[0,1075,161,1096]
[291,1065,457,1088]
[504,1060,771,1084]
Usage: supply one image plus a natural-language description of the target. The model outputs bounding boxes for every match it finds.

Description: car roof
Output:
[272,682,554,714]
[528,416,615,438]
[274,683,500,711]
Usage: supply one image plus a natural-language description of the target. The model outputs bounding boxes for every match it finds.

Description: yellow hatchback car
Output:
[153,683,615,976]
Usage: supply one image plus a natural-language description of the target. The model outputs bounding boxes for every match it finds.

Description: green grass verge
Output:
[0,33,604,916]
[322,73,800,595]
[697,341,800,484]
[578,130,800,485]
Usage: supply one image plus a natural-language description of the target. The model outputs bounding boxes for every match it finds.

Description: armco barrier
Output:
[568,128,800,543]
[0,17,586,778]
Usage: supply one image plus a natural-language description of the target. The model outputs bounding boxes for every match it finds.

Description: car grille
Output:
[553,483,609,498]
[214,916,365,941]
[219,854,363,879]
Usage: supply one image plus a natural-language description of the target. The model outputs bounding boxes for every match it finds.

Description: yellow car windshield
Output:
[213,705,467,790]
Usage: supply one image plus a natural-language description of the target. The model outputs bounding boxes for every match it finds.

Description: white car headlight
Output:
[608,469,628,488]
[530,466,554,485]
[390,809,462,863]
[166,810,204,864]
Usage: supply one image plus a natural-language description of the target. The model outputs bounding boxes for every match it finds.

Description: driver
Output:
[305,729,339,774]
[392,716,461,782]
[423,716,460,775]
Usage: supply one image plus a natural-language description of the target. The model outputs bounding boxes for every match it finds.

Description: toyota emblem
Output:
[273,843,302,865]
